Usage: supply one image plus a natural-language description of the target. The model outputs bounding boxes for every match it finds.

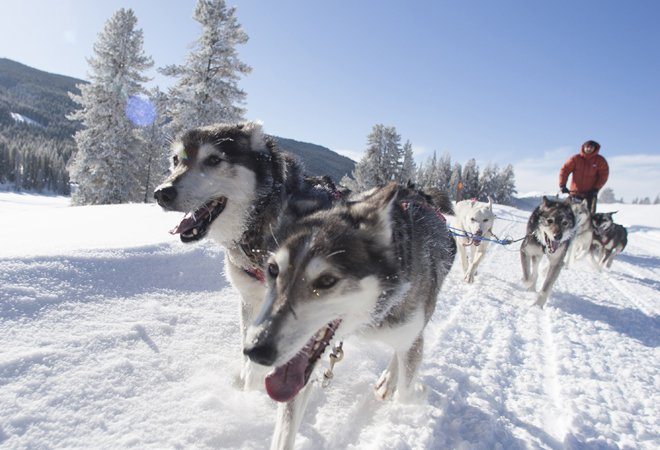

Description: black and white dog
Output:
[520,196,575,307]
[590,212,628,269]
[154,122,343,389]
[244,182,456,449]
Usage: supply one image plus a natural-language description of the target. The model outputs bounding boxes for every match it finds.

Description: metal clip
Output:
[321,342,344,388]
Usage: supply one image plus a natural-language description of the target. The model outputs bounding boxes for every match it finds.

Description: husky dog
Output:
[244,182,456,450]
[566,198,593,265]
[590,212,628,269]
[154,122,343,389]
[520,196,575,307]
[453,197,496,283]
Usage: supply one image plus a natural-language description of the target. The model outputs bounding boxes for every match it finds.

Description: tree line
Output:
[341,124,517,204]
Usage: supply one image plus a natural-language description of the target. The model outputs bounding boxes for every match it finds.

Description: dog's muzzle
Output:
[154,185,177,209]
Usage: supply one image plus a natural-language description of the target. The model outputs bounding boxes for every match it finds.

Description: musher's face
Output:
[583,145,595,154]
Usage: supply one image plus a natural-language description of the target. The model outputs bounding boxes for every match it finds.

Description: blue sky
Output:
[1,0,658,200]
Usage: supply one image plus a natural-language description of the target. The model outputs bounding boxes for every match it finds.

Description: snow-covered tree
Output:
[461,158,480,199]
[478,163,498,201]
[160,0,251,137]
[136,88,170,202]
[654,195,660,205]
[494,164,516,205]
[399,140,416,183]
[67,8,153,205]
[449,162,462,201]
[599,187,617,204]
[349,124,404,191]
[417,151,437,190]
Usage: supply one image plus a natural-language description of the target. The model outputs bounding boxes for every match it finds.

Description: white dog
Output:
[453,198,496,283]
[566,198,592,265]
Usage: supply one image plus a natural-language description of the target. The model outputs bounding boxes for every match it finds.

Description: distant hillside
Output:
[273,136,355,182]
[0,58,355,195]
[0,58,84,137]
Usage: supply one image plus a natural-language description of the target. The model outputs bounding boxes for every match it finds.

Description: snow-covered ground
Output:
[1,192,658,449]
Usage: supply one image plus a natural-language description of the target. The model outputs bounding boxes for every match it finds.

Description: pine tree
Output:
[495,164,516,205]
[160,0,251,137]
[136,88,170,202]
[461,158,480,199]
[436,152,452,192]
[449,162,462,201]
[654,195,660,205]
[349,124,403,191]
[67,8,153,205]
[599,187,617,204]
[478,163,498,201]
[399,140,416,183]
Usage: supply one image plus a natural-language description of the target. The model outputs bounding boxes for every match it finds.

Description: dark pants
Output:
[571,192,597,214]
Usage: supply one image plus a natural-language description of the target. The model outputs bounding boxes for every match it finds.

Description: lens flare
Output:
[125,95,156,127]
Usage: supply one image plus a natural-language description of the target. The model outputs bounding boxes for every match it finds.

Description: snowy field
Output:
[0,192,658,449]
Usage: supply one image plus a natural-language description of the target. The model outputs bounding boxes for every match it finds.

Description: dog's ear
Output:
[581,198,589,208]
[542,196,550,207]
[349,183,397,245]
[487,196,493,211]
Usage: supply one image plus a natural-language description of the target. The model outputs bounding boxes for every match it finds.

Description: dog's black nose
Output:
[244,342,277,366]
[554,233,563,241]
[154,185,177,208]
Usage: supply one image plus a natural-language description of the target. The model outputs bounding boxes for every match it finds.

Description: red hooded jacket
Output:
[559,142,609,194]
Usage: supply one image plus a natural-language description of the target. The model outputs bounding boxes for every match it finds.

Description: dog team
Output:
[154,122,628,449]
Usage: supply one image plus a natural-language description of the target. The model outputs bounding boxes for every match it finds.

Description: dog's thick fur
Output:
[520,196,576,307]
[154,122,343,389]
[590,212,628,269]
[452,197,496,283]
[566,198,593,265]
[244,182,456,449]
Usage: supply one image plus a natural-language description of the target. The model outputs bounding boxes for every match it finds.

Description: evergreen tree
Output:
[461,158,480,199]
[436,152,452,192]
[399,140,416,183]
[640,197,651,205]
[478,163,498,201]
[417,151,437,190]
[654,195,660,205]
[160,0,251,137]
[350,124,403,190]
[449,162,462,201]
[599,187,617,204]
[136,88,170,202]
[67,8,153,205]
[494,164,516,205]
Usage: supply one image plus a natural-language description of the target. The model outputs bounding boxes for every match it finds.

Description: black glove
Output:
[560,185,569,194]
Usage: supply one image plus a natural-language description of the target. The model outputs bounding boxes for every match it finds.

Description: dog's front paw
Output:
[463,272,475,283]
[374,369,397,401]
[521,279,535,291]
[533,295,547,308]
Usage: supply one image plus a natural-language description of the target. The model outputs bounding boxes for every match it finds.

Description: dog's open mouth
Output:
[169,197,227,242]
[464,229,483,247]
[265,319,341,403]
[544,235,560,253]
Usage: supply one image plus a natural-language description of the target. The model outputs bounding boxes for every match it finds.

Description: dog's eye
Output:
[172,155,179,166]
[204,155,222,167]
[267,263,279,278]
[562,221,569,226]
[483,219,489,222]
[313,275,338,290]
[546,218,554,224]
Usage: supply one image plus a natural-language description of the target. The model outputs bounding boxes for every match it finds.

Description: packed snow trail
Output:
[0,194,658,449]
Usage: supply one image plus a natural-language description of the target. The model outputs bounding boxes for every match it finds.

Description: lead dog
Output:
[520,196,575,307]
[453,197,496,283]
[244,182,456,449]
[590,212,627,269]
[154,122,343,389]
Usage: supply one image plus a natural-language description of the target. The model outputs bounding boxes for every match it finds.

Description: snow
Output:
[9,112,44,128]
[1,192,658,449]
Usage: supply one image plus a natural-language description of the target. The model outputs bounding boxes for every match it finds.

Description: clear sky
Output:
[1,0,658,201]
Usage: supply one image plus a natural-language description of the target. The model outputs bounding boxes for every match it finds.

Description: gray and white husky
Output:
[566,198,593,265]
[154,122,343,389]
[590,212,628,269]
[244,182,456,449]
[520,196,575,307]
[453,197,496,283]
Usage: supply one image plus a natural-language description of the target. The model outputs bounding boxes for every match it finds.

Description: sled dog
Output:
[590,212,628,269]
[566,198,593,265]
[453,197,497,283]
[520,196,575,307]
[244,182,456,450]
[154,122,343,389]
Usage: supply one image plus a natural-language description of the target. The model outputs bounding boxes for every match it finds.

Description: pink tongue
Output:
[264,351,308,402]
[169,213,197,235]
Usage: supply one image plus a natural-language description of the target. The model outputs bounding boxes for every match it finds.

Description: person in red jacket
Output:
[559,140,609,213]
